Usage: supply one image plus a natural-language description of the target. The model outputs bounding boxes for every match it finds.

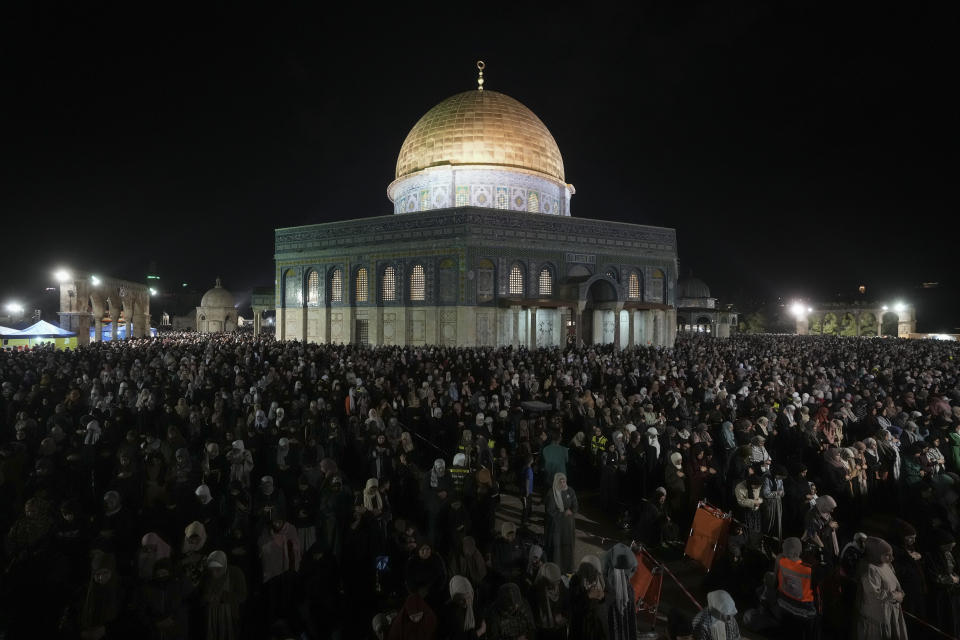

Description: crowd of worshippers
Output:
[1,332,960,639]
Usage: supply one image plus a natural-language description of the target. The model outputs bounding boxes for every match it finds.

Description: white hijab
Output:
[552,473,567,511]
[449,575,475,630]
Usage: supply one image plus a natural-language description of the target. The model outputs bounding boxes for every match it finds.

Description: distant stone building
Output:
[675,274,738,337]
[196,279,238,333]
[797,302,916,337]
[273,69,679,348]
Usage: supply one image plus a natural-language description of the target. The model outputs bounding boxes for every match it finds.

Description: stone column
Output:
[110,315,119,342]
[575,303,585,346]
[253,310,260,336]
[139,313,151,338]
[613,304,623,350]
[511,305,521,349]
[593,309,604,344]
[529,307,538,349]
[59,312,92,345]
[628,309,635,348]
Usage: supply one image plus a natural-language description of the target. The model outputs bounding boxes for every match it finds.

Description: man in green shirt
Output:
[541,430,569,489]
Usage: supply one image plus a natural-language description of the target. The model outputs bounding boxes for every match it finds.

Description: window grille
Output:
[538,268,552,296]
[355,268,368,302]
[382,266,396,302]
[330,269,343,303]
[509,264,524,295]
[628,273,640,299]
[410,264,425,301]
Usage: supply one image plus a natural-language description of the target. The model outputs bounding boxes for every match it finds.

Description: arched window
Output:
[649,268,665,303]
[527,192,539,212]
[410,264,425,301]
[307,270,320,306]
[509,264,524,296]
[438,258,457,304]
[382,266,396,302]
[330,268,343,303]
[283,269,300,306]
[476,259,495,304]
[355,268,368,303]
[538,268,552,296]
[628,272,640,299]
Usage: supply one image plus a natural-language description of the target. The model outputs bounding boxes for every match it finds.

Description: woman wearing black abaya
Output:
[200,550,247,640]
[79,551,122,639]
[544,472,578,574]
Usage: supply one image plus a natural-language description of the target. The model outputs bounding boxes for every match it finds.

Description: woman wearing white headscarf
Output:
[545,473,578,573]
[425,458,453,542]
[692,590,741,639]
[201,550,247,640]
[443,575,481,638]
[530,562,569,639]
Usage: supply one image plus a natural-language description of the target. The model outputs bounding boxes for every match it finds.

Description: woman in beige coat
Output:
[855,537,908,640]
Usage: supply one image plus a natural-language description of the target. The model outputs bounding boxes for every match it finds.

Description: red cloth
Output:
[388,594,438,640]
[684,502,731,571]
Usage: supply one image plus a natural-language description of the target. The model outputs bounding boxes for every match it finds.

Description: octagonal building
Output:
[274,69,678,348]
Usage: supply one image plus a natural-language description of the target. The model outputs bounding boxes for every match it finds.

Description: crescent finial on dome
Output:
[477,60,485,91]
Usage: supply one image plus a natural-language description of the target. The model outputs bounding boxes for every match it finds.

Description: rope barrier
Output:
[904,611,957,640]
[646,547,704,611]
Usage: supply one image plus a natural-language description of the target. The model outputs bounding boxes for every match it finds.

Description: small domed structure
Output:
[196,278,238,333]
[676,275,711,300]
[201,278,235,308]
[675,273,738,337]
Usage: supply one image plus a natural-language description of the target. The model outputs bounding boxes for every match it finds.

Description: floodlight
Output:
[5,302,24,314]
[894,302,906,313]
[91,275,101,286]
[790,302,806,317]
[882,305,888,311]
[54,269,71,283]
[149,288,157,296]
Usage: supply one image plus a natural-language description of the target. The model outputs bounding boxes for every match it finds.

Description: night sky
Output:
[2,4,956,330]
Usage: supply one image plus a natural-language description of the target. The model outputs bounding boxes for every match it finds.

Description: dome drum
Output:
[387,165,572,215]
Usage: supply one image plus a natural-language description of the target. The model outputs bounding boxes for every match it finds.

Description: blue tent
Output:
[3,320,78,349]
[11,320,77,338]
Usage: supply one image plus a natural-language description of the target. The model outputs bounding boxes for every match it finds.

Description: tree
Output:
[822,313,838,335]
[739,311,767,334]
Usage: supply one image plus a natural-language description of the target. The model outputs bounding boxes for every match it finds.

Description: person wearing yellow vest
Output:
[589,425,608,465]
[776,537,819,639]
[449,452,471,498]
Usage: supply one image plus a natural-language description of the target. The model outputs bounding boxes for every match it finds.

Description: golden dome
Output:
[395,90,565,183]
